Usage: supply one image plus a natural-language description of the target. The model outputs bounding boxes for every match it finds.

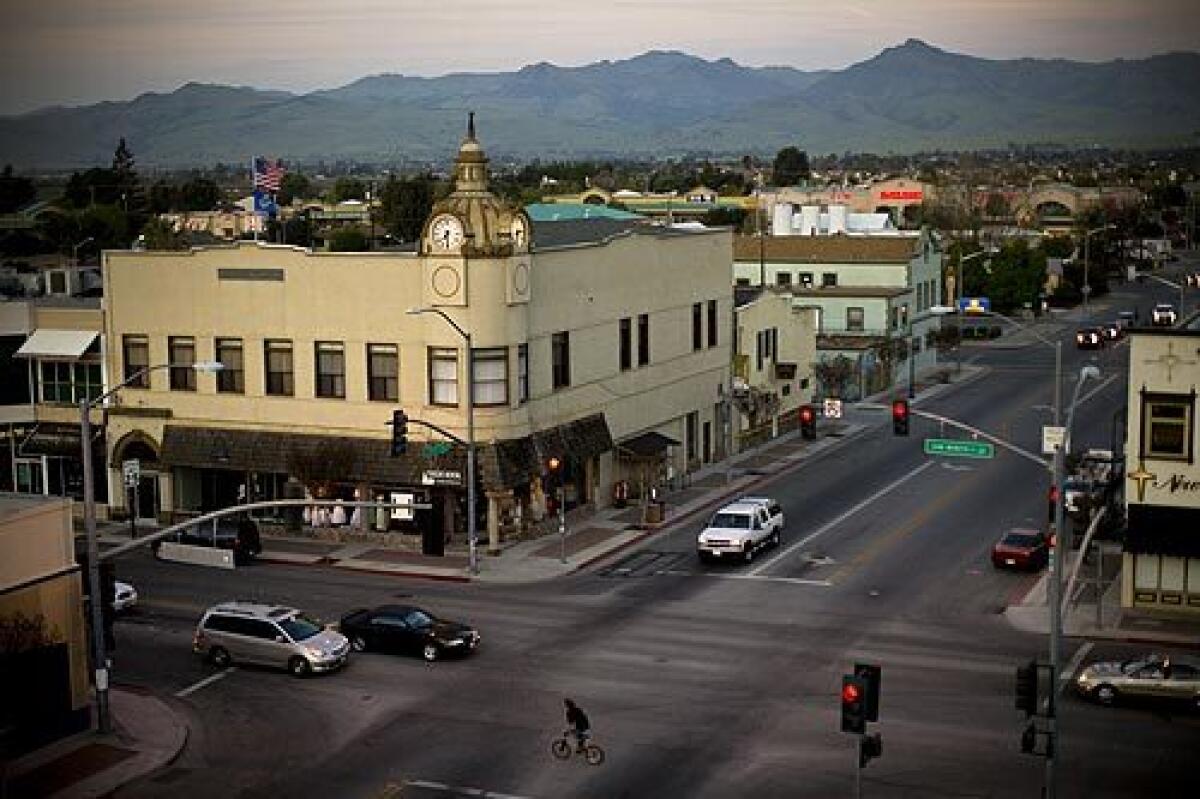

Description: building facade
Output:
[98,120,733,551]
[1122,325,1200,616]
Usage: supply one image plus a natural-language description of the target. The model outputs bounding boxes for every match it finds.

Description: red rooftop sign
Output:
[879,190,923,200]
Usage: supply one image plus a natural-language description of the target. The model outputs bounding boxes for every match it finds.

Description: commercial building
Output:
[1121,322,1200,615]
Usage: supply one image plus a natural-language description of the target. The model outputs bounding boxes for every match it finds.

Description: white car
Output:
[697,497,784,563]
[1152,303,1178,326]
[112,580,138,612]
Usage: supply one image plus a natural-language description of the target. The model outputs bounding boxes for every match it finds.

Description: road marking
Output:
[698,572,833,587]
[1061,642,1095,693]
[175,666,236,698]
[1076,374,1119,406]
[404,779,532,799]
[748,460,937,576]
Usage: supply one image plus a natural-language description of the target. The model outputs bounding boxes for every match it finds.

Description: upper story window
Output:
[39,362,102,404]
[637,314,649,366]
[216,338,244,394]
[692,303,703,351]
[822,272,837,288]
[472,347,508,406]
[619,318,632,371]
[429,347,458,405]
[1142,392,1194,462]
[799,273,814,288]
[264,339,294,397]
[847,307,865,332]
[552,332,571,390]
[315,341,345,399]
[122,335,149,388]
[169,337,196,391]
[367,344,398,402]
[707,300,718,348]
[517,344,529,404]
[776,272,793,288]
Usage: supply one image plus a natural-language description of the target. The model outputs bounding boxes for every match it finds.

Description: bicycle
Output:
[551,730,605,765]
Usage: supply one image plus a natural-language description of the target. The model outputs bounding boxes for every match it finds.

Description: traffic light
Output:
[799,405,817,440]
[1015,659,1039,717]
[841,674,868,734]
[1020,721,1037,755]
[1047,485,1059,523]
[859,732,883,768]
[390,410,408,456]
[891,399,910,436]
[854,662,881,722]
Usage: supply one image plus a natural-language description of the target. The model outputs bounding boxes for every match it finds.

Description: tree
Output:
[771,147,810,187]
[980,240,1047,313]
[812,355,855,399]
[178,176,221,212]
[0,165,36,213]
[330,177,366,203]
[62,168,119,208]
[139,217,186,251]
[377,174,435,242]
[328,227,368,252]
[147,180,176,215]
[277,172,313,206]
[702,207,746,228]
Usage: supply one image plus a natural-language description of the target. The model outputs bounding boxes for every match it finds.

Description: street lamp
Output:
[72,236,95,265]
[81,359,222,732]
[406,306,477,575]
[1081,224,1115,321]
[1047,364,1100,796]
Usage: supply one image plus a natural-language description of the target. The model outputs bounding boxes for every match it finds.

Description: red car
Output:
[991,528,1049,571]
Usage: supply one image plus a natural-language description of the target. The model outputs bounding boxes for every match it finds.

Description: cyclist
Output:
[563,698,591,752]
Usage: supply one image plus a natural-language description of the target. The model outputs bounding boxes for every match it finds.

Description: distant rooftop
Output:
[525,203,644,222]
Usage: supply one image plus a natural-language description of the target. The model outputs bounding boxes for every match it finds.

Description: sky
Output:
[2,0,1197,115]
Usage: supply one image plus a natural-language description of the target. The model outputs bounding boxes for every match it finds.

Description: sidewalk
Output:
[1,686,187,799]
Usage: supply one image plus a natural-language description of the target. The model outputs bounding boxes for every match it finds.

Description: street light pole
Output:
[1081,225,1114,322]
[80,360,222,733]
[408,307,477,575]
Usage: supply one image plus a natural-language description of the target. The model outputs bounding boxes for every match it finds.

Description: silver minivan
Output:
[193,601,350,676]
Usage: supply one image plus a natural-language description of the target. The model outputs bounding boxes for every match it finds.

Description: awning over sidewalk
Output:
[616,430,680,458]
[15,329,99,359]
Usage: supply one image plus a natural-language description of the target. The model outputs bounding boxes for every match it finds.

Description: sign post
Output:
[122,459,140,537]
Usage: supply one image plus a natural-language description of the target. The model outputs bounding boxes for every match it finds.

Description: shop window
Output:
[123,335,149,388]
[367,343,398,402]
[1141,392,1193,462]
[430,347,458,405]
[216,338,244,394]
[264,339,294,396]
[472,347,508,406]
[315,341,345,398]
[169,337,196,391]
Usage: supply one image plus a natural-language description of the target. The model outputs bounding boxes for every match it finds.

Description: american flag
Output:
[252,157,286,193]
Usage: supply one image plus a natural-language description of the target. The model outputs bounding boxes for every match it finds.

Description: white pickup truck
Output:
[697,497,784,563]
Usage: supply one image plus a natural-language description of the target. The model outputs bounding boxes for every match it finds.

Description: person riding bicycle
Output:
[564,698,591,751]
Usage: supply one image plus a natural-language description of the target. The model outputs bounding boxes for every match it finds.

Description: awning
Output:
[617,430,680,458]
[16,329,99,359]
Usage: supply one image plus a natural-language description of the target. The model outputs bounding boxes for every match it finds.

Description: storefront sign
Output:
[879,190,923,201]
[390,491,414,521]
[421,469,463,486]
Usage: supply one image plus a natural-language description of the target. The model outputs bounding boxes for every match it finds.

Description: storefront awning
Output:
[16,329,99,359]
[617,431,680,458]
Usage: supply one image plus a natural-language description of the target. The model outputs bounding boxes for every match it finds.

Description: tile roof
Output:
[733,235,920,263]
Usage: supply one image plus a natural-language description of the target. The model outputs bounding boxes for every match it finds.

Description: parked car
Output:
[160,517,262,565]
[192,601,349,676]
[1076,653,1200,711]
[1100,320,1123,341]
[1116,309,1137,329]
[991,528,1049,571]
[112,580,138,612]
[697,498,784,562]
[1152,303,1178,326]
[339,605,480,662]
[1075,327,1104,349]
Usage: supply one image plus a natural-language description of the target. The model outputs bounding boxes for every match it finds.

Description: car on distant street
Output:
[1076,653,1200,711]
[339,605,480,662]
[158,516,262,565]
[697,498,784,562]
[1116,309,1137,330]
[1152,303,1178,326]
[112,580,138,612]
[1100,320,1123,341]
[192,601,349,676]
[991,528,1049,571]
[1075,327,1104,349]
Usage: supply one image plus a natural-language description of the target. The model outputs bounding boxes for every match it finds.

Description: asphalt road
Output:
[107,273,1200,798]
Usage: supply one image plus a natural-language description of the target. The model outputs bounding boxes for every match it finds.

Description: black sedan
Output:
[339,605,480,661]
[1075,327,1104,350]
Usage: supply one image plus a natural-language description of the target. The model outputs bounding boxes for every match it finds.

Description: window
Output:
[822,272,837,287]
[776,272,792,287]
[264,339,294,396]
[314,342,345,398]
[552,332,571,389]
[771,327,778,360]
[123,335,149,388]
[517,344,529,403]
[367,344,398,401]
[472,347,508,406]
[735,277,750,287]
[799,272,814,288]
[169,337,196,391]
[756,330,764,372]
[686,411,698,461]
[692,303,703,351]
[48,271,68,294]
[637,314,649,366]
[707,300,718,348]
[847,307,865,332]
[216,338,244,394]
[429,347,459,405]
[1142,393,1193,461]
[619,318,632,371]
[39,362,102,404]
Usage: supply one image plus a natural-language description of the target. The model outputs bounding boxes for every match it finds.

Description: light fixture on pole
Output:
[81,359,223,732]
[955,249,987,308]
[407,306,477,575]
[72,236,96,265]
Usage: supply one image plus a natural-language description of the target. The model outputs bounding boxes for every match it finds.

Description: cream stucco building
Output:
[96,120,733,551]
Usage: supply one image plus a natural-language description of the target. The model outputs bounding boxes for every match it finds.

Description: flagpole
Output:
[251,156,259,242]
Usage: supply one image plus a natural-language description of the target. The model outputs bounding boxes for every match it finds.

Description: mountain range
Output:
[2,39,1199,168]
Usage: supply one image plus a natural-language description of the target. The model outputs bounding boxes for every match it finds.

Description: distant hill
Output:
[2,40,1198,168]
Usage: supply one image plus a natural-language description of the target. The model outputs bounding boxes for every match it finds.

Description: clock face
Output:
[430,215,465,251]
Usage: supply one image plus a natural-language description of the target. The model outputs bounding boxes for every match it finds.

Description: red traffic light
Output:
[891,399,909,419]
[800,406,815,423]
[842,683,861,704]
[1049,485,1059,503]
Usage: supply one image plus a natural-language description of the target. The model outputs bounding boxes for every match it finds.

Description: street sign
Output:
[422,441,453,457]
[1041,426,1067,455]
[122,459,140,488]
[823,398,843,419]
[923,438,995,459]
[957,297,991,314]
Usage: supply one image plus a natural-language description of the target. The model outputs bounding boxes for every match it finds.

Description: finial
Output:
[468,111,475,140]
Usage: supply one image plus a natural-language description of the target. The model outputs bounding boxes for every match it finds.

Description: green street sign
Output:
[422,441,453,457]
[923,438,994,459]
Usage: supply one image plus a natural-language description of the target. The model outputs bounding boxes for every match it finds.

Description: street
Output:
[104,275,1200,798]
